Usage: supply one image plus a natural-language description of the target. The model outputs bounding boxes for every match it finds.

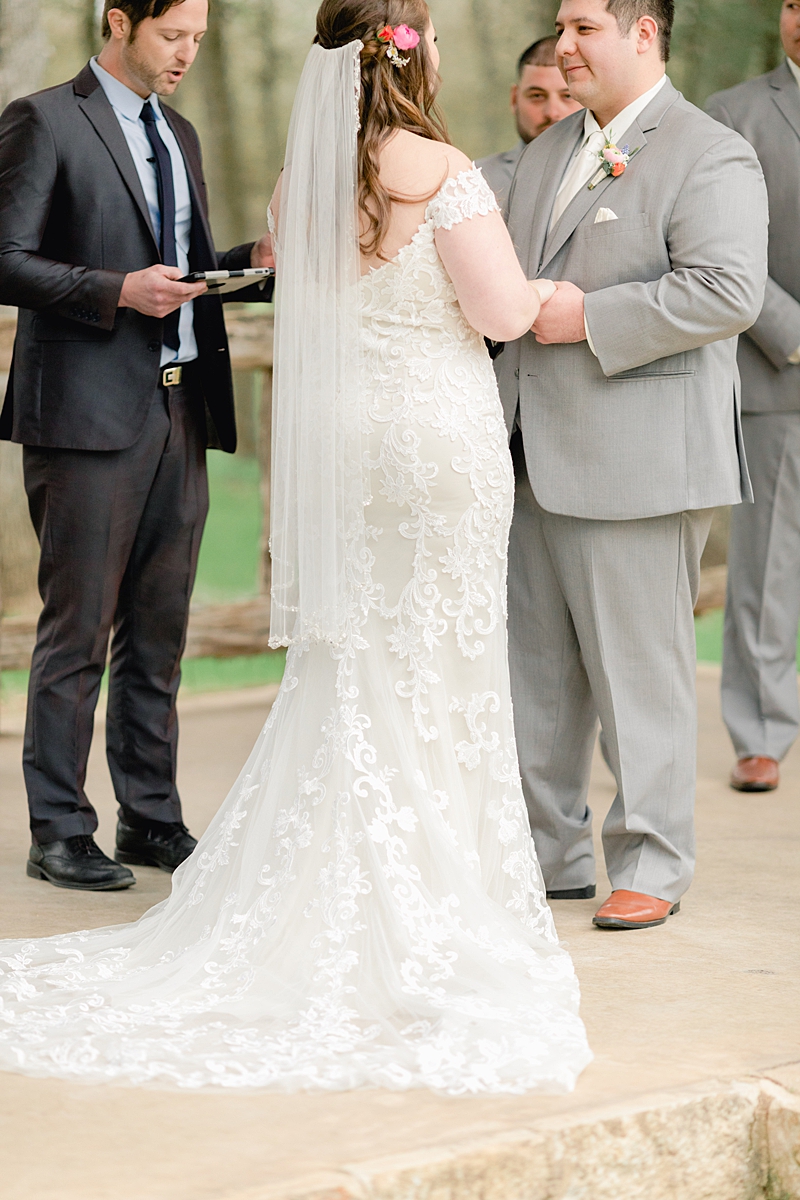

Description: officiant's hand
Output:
[531,281,586,344]
[118,265,207,318]
[251,232,275,270]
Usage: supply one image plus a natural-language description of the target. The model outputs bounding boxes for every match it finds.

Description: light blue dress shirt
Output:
[90,57,197,365]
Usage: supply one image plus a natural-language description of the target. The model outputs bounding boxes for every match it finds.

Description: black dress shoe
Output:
[546,884,597,900]
[115,818,197,873]
[27,836,136,891]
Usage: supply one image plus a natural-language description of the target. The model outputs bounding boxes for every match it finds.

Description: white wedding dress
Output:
[0,169,591,1095]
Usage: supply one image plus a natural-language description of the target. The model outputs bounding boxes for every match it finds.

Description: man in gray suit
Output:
[477,36,581,208]
[497,0,768,929]
[706,0,800,796]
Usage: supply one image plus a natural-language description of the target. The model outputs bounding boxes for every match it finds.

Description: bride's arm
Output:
[435,206,554,342]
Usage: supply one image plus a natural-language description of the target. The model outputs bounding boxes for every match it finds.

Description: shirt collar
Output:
[90,57,161,123]
[583,73,668,145]
[787,56,800,88]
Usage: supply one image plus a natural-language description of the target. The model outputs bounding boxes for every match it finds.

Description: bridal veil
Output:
[269,40,366,648]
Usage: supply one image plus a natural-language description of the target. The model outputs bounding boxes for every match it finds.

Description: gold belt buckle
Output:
[162,365,183,388]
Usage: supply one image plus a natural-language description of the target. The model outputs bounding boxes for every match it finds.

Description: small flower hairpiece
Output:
[377,23,420,68]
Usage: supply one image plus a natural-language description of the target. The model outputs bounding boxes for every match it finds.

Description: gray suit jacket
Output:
[496,79,768,520]
[476,143,524,209]
[706,62,800,413]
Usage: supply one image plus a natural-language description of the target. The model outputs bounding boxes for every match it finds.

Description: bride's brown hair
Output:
[314,0,449,259]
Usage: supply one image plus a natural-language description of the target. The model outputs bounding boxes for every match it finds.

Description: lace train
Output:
[0,170,591,1094]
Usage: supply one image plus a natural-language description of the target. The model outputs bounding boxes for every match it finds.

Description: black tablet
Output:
[180,268,275,294]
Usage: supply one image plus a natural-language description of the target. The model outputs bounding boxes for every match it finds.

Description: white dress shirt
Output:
[551,74,668,230]
[90,57,197,366]
[786,58,800,364]
[548,73,668,354]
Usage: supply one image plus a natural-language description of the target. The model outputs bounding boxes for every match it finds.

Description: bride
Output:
[0,0,591,1095]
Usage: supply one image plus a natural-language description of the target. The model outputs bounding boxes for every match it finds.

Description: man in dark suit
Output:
[0,0,273,890]
[706,0,800,795]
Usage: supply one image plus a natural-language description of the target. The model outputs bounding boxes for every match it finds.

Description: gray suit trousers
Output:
[508,438,712,902]
[722,413,800,761]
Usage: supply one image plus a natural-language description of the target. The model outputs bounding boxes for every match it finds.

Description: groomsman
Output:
[497,0,768,928]
[477,36,581,207]
[0,0,272,890]
[706,0,800,795]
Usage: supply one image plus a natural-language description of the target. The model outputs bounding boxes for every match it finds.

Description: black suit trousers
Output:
[22,376,208,843]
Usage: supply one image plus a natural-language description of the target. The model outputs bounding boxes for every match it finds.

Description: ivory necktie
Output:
[549,129,607,230]
[140,100,180,353]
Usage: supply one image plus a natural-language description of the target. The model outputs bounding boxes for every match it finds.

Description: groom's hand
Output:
[531,281,586,344]
[251,232,275,270]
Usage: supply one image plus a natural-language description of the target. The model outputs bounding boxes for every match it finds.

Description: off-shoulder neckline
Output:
[359,166,485,280]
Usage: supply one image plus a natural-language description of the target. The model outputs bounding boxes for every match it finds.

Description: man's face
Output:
[118,0,208,96]
[781,0,800,66]
[555,0,642,116]
[512,63,583,142]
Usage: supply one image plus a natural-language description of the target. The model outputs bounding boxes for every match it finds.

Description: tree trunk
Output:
[81,0,102,62]
[198,0,248,247]
[0,0,48,107]
[0,1,48,633]
[257,0,282,193]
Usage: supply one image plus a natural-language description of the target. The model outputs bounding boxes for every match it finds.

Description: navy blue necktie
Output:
[140,100,180,353]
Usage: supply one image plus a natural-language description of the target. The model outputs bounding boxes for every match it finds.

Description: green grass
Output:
[695,608,724,665]
[180,652,285,693]
[193,452,262,605]
[4,447,773,699]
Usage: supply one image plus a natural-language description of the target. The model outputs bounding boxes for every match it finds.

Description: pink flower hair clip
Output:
[377,23,421,68]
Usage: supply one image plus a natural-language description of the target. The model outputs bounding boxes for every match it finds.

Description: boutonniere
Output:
[587,137,641,190]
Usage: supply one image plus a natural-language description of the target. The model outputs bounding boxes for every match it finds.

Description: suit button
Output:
[147,340,160,352]
[514,368,520,379]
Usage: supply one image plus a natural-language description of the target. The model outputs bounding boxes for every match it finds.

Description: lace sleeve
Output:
[426,167,500,232]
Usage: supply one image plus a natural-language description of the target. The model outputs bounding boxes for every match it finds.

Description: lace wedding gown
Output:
[0,170,591,1094]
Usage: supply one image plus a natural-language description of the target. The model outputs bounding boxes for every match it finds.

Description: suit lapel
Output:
[770,60,800,142]
[161,105,217,269]
[516,118,584,275]
[538,141,638,271]
[74,66,159,252]
[538,78,679,273]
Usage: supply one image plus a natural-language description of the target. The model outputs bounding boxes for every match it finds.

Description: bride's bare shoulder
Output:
[380,131,474,194]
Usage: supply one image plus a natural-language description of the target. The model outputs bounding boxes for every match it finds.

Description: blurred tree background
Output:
[36,0,786,252]
[0,0,790,677]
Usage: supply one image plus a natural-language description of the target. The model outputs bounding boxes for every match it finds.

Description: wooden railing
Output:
[0,306,729,674]
[0,307,274,670]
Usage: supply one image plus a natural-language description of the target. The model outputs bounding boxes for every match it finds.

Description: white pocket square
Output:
[594,208,618,223]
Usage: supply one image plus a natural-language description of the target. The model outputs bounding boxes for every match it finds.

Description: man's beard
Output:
[122,37,175,96]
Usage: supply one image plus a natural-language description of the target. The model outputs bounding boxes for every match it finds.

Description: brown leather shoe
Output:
[592,889,680,930]
[730,756,779,792]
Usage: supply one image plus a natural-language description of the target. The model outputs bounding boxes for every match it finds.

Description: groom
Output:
[0,0,272,890]
[497,0,768,928]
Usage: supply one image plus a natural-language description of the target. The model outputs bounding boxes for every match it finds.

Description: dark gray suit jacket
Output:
[0,63,272,453]
[707,62,800,413]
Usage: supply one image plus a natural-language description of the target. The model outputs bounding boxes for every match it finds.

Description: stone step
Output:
[244,1072,800,1200]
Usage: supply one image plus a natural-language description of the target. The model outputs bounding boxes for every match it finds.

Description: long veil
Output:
[268,41,366,648]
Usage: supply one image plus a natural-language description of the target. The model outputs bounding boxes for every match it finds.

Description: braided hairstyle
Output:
[314,0,449,259]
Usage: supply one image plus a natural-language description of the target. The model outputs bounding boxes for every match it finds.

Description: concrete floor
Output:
[0,666,798,1200]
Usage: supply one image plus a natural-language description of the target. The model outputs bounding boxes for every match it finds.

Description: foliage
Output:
[37,0,790,250]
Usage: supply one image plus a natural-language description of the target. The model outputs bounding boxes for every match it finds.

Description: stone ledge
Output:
[228,1075,800,1200]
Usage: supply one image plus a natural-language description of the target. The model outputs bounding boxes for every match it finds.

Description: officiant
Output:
[0,0,273,891]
